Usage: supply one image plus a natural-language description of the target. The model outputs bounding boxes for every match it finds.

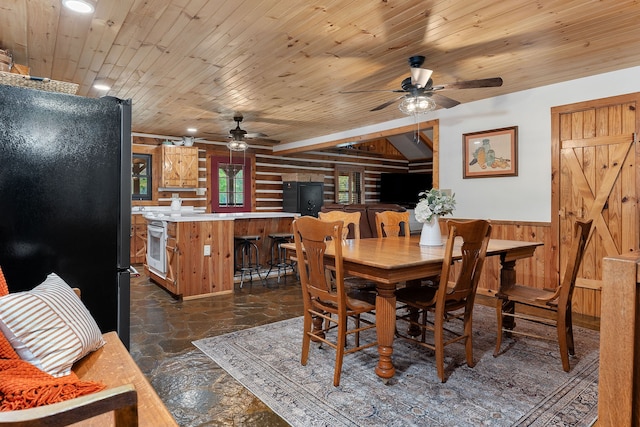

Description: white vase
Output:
[419,216,442,246]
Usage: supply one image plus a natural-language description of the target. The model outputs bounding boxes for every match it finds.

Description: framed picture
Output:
[463,126,518,178]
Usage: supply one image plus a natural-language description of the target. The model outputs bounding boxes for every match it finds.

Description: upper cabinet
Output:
[161,145,198,188]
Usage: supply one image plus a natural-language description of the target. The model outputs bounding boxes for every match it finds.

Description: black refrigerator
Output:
[0,84,132,348]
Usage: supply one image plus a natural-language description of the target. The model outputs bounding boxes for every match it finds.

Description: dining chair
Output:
[395,219,492,382]
[292,216,377,386]
[318,210,373,324]
[318,210,361,239]
[375,211,411,238]
[493,219,592,372]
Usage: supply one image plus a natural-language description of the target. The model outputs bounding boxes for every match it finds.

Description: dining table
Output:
[284,234,543,382]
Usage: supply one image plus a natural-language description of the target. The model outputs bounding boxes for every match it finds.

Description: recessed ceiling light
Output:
[93,83,110,91]
[62,0,96,14]
[187,127,197,133]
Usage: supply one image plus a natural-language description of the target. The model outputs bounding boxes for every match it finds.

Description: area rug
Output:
[193,305,599,426]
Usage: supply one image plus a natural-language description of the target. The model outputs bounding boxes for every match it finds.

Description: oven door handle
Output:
[148,227,165,238]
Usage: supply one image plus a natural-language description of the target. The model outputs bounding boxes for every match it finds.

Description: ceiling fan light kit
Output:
[227,140,248,151]
[398,95,436,115]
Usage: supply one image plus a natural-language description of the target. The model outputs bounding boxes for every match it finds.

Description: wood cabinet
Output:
[149,220,234,299]
[130,215,147,264]
[160,145,198,188]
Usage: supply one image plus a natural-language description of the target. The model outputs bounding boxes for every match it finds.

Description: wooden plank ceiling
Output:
[1,0,640,148]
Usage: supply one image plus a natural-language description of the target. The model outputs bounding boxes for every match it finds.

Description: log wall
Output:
[132,134,599,317]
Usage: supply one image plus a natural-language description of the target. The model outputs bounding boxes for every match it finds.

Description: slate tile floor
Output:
[129,268,303,426]
[129,268,599,426]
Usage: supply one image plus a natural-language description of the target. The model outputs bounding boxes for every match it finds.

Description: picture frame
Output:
[463,126,518,178]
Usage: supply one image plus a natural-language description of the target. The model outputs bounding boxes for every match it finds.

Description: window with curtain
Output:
[335,166,364,204]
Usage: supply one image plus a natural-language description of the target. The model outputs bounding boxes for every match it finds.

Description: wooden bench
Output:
[0,332,177,426]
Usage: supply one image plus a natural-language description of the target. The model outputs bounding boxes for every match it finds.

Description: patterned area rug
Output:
[193,305,599,426]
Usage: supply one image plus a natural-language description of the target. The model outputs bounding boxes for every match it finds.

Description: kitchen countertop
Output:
[143,211,299,222]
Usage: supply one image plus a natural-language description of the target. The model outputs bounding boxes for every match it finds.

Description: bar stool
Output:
[266,232,296,282]
[234,235,263,288]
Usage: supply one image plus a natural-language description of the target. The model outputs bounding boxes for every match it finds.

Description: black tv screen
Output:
[379,173,433,207]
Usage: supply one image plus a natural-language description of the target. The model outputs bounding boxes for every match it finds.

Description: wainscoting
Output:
[450,219,599,318]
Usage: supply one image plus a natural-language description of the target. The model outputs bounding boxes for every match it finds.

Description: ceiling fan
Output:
[229,113,267,141]
[341,55,503,112]
[227,113,269,151]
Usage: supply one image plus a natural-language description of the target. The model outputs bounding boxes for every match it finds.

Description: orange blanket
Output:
[0,267,106,411]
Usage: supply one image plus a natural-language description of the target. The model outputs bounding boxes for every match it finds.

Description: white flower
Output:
[414,189,456,223]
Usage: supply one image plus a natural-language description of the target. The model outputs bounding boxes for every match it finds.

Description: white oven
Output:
[147,220,167,276]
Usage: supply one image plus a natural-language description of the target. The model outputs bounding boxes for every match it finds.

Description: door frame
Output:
[550,92,640,285]
[208,152,257,213]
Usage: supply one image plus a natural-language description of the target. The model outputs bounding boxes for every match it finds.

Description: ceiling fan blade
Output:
[246,132,268,138]
[339,89,405,94]
[371,95,406,111]
[433,77,503,91]
[430,93,460,109]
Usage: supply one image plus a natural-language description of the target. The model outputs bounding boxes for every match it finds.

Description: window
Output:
[335,166,364,204]
[132,154,152,200]
[218,163,244,207]
[211,155,252,212]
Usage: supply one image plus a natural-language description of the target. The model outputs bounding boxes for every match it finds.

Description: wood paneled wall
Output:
[132,136,209,209]
[253,146,416,209]
[462,220,553,292]
[132,133,598,318]
[133,133,435,212]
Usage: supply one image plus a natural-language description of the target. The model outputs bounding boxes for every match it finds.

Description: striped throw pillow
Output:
[0,273,105,377]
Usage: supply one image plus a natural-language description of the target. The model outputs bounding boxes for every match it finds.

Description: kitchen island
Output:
[144,212,298,299]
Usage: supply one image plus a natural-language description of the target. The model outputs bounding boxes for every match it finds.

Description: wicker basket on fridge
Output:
[0,71,79,95]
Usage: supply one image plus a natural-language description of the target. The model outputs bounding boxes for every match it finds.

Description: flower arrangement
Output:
[414,188,456,223]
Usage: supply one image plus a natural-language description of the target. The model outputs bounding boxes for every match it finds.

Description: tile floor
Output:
[129,268,599,426]
[129,269,303,426]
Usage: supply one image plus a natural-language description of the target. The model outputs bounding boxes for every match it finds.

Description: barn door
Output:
[552,94,639,317]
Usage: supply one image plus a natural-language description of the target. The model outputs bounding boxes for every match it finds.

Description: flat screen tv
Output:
[379,172,433,208]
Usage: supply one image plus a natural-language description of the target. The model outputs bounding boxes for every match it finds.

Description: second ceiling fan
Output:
[227,113,268,151]
[341,55,503,112]
[229,113,267,140]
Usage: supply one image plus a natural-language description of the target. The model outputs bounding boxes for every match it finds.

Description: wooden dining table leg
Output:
[499,256,517,330]
[404,279,422,337]
[374,282,396,381]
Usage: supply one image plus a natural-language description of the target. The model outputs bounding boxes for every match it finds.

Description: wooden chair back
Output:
[555,219,593,309]
[375,211,410,238]
[318,211,361,239]
[438,219,492,311]
[293,216,346,311]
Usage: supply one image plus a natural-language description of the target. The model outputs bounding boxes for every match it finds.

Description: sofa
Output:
[320,203,407,238]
